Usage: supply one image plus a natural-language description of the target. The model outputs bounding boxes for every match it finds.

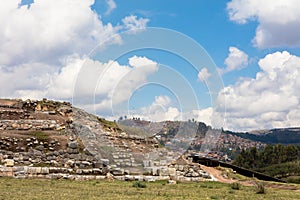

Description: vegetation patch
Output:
[30,131,49,142]
[234,144,300,182]
[231,182,241,190]
[98,117,122,132]
[132,181,147,188]
[255,181,267,194]
[286,176,300,184]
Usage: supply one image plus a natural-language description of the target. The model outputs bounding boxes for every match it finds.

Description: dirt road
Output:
[200,165,300,192]
[200,164,235,184]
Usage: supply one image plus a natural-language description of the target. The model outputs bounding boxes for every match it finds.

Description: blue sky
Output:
[2,0,300,131]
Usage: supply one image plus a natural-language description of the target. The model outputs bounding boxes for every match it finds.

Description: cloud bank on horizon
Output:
[1,0,300,131]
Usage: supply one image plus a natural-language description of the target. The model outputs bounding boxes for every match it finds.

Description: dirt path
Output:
[200,165,300,192]
[200,164,235,184]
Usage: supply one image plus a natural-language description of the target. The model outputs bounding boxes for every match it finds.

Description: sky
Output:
[1,0,300,131]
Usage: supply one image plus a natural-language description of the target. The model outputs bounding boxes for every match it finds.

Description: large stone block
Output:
[111,168,124,176]
[158,167,169,176]
[4,159,14,167]
[168,167,176,176]
[68,141,78,149]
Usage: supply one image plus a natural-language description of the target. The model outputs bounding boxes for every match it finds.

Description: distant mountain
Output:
[224,128,300,145]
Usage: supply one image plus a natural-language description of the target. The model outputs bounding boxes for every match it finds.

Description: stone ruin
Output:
[0,99,215,182]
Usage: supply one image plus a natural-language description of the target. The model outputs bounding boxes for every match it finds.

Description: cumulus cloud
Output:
[56,55,157,116]
[0,53,158,115]
[0,0,151,106]
[0,62,56,99]
[223,47,248,73]
[104,56,159,106]
[138,96,180,122]
[122,15,149,34]
[197,68,211,82]
[191,108,213,126]
[105,0,116,15]
[216,51,300,131]
[0,0,149,68]
[0,0,121,66]
[227,0,300,48]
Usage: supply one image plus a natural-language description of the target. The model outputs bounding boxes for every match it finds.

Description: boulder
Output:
[168,167,176,176]
[111,168,124,176]
[106,172,114,180]
[67,148,79,154]
[100,159,109,166]
[168,180,177,185]
[158,167,169,176]
[68,141,78,149]
[4,159,14,167]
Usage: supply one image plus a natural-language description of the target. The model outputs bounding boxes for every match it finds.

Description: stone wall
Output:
[0,120,61,131]
[0,98,72,131]
[0,138,99,167]
[0,165,214,182]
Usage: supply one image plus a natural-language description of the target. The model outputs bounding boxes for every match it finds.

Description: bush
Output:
[254,181,266,194]
[132,181,147,188]
[230,182,241,190]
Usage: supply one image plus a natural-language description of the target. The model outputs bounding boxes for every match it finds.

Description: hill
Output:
[224,128,300,145]
[1,98,299,184]
[0,98,216,182]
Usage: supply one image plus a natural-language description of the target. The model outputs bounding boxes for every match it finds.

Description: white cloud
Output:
[197,68,211,82]
[47,55,85,99]
[0,62,56,99]
[223,47,248,73]
[215,51,300,131]
[71,55,158,114]
[0,52,158,117]
[227,0,300,48]
[105,56,159,105]
[105,0,116,15]
[128,55,157,68]
[0,1,151,107]
[122,15,149,34]
[138,96,180,122]
[191,107,213,126]
[0,0,121,66]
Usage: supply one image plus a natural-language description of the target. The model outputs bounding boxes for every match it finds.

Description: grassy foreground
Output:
[0,177,299,200]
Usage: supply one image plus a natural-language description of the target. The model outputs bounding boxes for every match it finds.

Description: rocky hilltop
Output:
[0,98,214,182]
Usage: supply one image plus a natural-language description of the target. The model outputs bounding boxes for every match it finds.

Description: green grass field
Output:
[0,178,299,200]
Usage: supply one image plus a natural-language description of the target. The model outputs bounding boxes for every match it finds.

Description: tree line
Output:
[233,144,300,180]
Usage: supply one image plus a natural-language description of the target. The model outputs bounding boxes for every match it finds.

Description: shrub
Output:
[254,181,266,194]
[230,182,241,190]
[210,195,219,199]
[132,181,147,188]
